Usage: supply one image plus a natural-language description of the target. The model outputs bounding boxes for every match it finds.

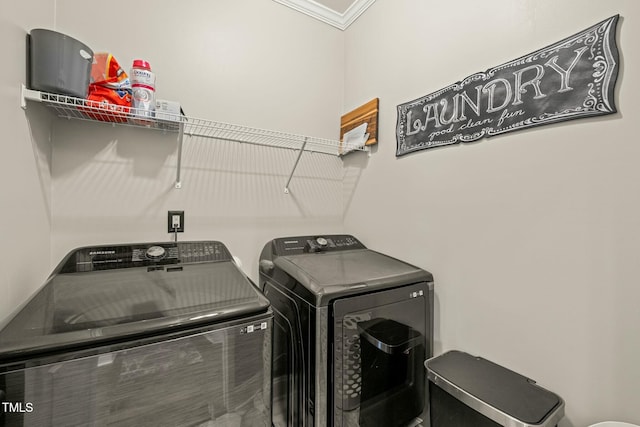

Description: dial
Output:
[316,237,328,246]
[146,245,166,260]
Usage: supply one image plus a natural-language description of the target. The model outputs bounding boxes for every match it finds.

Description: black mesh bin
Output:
[426,350,564,427]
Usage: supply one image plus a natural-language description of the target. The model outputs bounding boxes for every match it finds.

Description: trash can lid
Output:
[426,350,564,426]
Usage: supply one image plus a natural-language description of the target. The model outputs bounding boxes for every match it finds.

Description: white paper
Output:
[343,122,369,150]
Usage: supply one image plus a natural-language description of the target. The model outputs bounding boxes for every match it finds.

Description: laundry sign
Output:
[396,15,620,156]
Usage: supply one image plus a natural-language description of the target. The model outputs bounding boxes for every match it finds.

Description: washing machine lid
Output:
[0,241,269,362]
[274,248,432,305]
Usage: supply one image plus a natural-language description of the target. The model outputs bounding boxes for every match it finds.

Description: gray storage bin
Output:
[426,350,565,427]
[29,29,93,98]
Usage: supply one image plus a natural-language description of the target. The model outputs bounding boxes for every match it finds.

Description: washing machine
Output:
[0,241,272,427]
[259,234,434,427]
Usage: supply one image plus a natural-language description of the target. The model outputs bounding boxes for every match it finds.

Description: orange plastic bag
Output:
[80,53,132,122]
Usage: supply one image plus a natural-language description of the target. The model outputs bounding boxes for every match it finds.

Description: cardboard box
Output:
[155,99,185,130]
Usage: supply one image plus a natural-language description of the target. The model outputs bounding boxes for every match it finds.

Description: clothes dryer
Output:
[259,234,434,427]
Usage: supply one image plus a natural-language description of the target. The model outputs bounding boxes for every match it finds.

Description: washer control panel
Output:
[273,235,366,255]
[59,241,233,273]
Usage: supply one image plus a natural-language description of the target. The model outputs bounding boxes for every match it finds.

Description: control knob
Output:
[259,260,275,274]
[146,245,166,260]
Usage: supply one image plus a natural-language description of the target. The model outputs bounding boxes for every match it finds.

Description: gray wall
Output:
[49,0,347,279]
[0,1,54,326]
[3,0,640,425]
[343,1,640,426]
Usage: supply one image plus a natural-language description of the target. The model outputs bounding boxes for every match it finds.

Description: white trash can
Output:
[588,423,640,427]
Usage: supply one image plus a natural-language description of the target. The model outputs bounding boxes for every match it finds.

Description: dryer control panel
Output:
[58,241,233,273]
[272,234,366,255]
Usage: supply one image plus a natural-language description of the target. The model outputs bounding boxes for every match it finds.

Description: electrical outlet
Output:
[167,210,184,233]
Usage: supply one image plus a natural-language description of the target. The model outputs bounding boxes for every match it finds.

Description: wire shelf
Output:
[21,85,367,192]
[21,86,365,156]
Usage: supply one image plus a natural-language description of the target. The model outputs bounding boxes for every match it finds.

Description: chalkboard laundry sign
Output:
[396,15,620,156]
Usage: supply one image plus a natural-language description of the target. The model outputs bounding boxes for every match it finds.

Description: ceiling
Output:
[314,0,355,14]
[272,0,376,30]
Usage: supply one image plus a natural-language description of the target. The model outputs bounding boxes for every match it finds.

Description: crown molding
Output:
[273,0,376,30]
